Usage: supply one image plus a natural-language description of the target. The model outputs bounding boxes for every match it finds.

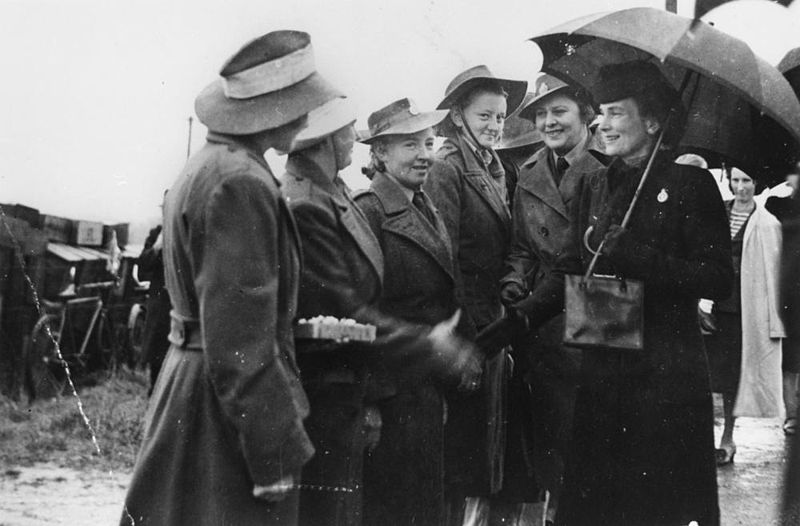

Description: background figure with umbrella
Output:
[499,7,800,525]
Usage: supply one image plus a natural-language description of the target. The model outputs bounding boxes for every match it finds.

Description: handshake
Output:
[427,309,483,392]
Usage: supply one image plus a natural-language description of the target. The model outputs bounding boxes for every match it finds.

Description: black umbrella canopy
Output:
[779,47,800,98]
[531,7,800,178]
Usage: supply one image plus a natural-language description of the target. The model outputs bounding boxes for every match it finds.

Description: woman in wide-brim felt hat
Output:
[281,97,479,526]
[515,60,733,526]
[121,30,341,526]
[499,73,608,525]
[422,65,531,523]
[353,98,477,526]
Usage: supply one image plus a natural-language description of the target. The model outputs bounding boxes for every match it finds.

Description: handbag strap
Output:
[583,125,666,280]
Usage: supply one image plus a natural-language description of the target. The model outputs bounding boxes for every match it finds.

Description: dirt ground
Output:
[0,398,794,525]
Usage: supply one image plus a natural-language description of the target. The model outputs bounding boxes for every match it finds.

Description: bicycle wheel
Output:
[25,314,68,399]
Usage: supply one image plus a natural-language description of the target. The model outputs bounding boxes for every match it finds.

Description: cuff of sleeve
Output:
[251,422,315,487]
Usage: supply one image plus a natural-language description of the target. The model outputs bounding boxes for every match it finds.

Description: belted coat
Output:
[424,134,512,496]
[504,144,607,375]
[122,133,311,526]
[354,171,458,526]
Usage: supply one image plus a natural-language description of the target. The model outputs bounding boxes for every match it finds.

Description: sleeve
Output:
[761,215,786,338]
[424,160,478,337]
[194,172,314,486]
[605,167,734,300]
[502,188,540,289]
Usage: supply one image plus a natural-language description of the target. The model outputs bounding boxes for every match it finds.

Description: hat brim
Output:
[289,98,357,152]
[358,110,449,144]
[195,72,342,135]
[518,84,571,121]
[497,129,544,150]
[436,77,528,116]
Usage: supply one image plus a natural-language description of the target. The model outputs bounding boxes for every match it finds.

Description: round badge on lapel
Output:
[657,188,669,203]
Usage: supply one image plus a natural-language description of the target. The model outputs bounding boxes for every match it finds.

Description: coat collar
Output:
[441,135,511,227]
[286,152,384,283]
[206,131,274,176]
[371,171,454,279]
[518,142,605,219]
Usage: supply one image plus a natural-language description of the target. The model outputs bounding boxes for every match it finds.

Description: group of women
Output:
[279,58,737,526]
[122,28,800,526]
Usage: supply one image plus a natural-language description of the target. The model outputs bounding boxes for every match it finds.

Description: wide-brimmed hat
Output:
[288,97,357,152]
[358,98,448,144]
[436,65,528,115]
[519,74,596,121]
[497,92,543,150]
[195,30,342,135]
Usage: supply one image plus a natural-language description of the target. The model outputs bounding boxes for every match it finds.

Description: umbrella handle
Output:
[582,124,667,281]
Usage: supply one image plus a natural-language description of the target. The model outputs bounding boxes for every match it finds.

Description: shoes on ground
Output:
[715,443,736,466]
[784,417,798,436]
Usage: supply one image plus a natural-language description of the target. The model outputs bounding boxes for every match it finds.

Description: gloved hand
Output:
[500,282,527,307]
[429,310,483,391]
[253,474,295,502]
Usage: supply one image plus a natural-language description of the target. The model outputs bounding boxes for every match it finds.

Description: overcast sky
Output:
[2,0,797,233]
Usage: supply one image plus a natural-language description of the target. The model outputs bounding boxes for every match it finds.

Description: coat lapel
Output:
[372,173,454,280]
[518,148,568,219]
[286,155,384,283]
[453,136,512,228]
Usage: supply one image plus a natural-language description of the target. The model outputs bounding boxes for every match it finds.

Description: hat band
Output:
[222,43,316,99]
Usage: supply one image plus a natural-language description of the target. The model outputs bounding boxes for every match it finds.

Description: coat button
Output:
[540,226,549,237]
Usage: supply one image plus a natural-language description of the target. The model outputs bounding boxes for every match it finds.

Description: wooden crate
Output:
[42,214,72,243]
[71,220,104,246]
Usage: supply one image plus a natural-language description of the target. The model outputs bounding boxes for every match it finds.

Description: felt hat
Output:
[195,30,342,135]
[288,97,357,152]
[497,92,543,150]
[358,98,448,144]
[519,74,596,121]
[593,61,679,105]
[436,65,527,115]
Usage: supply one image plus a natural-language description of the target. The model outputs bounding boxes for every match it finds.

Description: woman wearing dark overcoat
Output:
[281,97,479,526]
[423,65,528,523]
[353,97,467,526]
[121,31,340,526]
[512,61,733,526]
[500,74,606,525]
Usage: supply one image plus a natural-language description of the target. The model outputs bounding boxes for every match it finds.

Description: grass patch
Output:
[0,367,149,472]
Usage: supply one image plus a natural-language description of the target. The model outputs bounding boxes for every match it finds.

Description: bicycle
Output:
[24,280,126,400]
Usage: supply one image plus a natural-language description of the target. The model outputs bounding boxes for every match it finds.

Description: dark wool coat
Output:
[121,133,311,526]
[519,154,732,526]
[424,134,512,496]
[282,154,437,526]
[354,171,458,526]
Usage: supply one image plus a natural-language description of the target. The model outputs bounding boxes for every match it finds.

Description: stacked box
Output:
[72,220,104,246]
[0,203,41,228]
[42,215,72,243]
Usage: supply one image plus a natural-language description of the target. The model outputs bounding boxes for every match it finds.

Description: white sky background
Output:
[4,0,796,239]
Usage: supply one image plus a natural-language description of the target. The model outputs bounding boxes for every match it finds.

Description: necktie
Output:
[555,156,569,187]
[412,191,437,227]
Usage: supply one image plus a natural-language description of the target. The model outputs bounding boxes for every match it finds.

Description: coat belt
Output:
[169,311,203,351]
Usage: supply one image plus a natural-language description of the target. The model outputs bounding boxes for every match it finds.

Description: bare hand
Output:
[253,474,294,502]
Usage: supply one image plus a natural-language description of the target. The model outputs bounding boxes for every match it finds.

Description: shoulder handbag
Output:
[562,129,667,351]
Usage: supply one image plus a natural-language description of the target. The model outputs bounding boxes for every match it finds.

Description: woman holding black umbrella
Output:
[511,61,732,526]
